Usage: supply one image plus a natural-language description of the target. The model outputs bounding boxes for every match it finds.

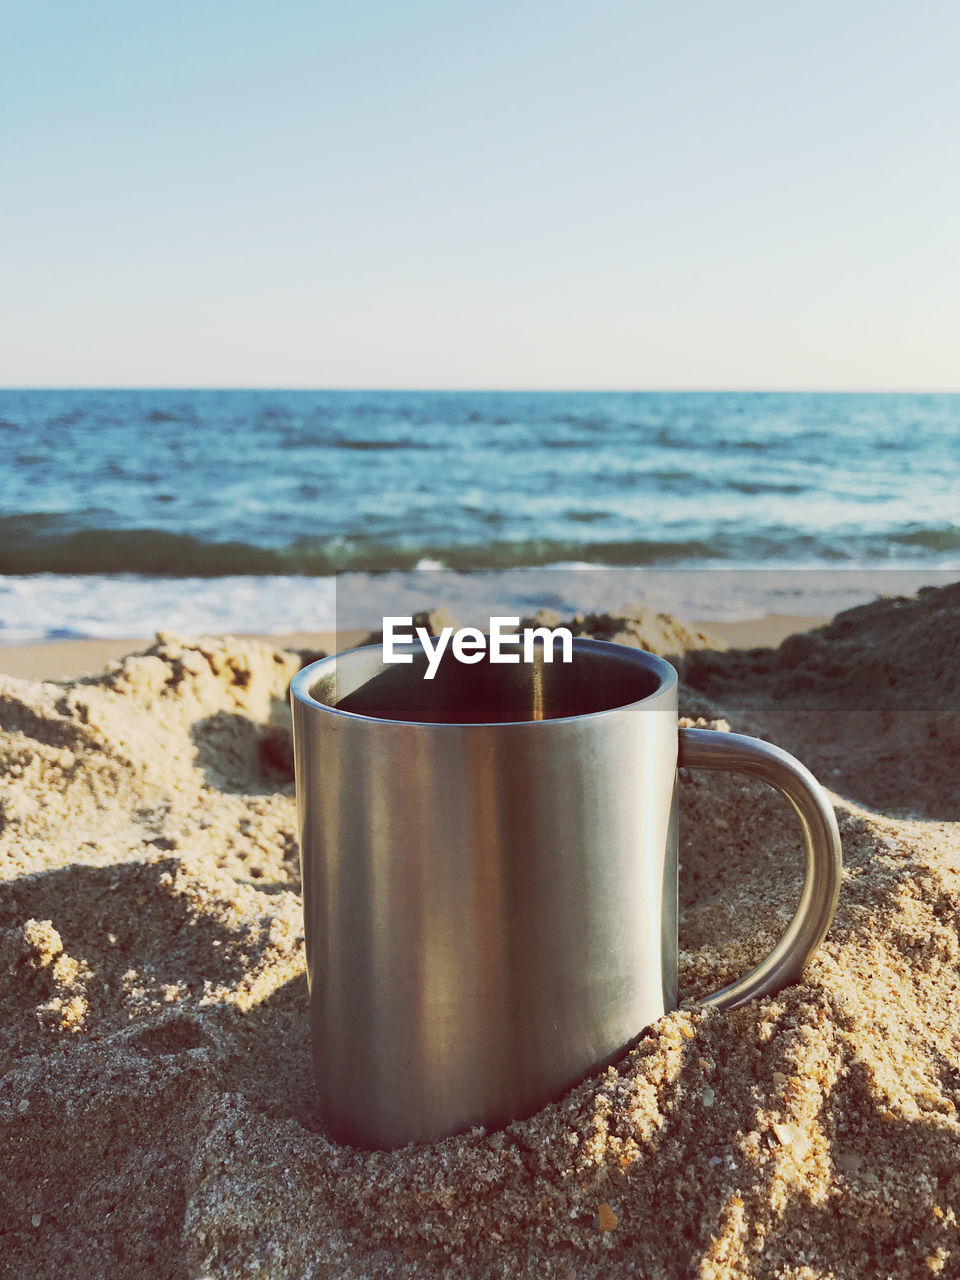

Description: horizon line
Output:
[2,385,959,395]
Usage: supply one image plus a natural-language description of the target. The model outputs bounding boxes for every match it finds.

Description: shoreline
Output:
[0,614,830,681]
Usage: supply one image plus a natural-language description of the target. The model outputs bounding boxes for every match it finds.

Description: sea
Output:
[1,389,958,643]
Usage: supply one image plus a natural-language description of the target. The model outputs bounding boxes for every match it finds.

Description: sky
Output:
[1,0,958,390]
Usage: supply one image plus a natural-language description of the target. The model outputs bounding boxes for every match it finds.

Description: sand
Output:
[1,588,959,1278]
[0,631,370,684]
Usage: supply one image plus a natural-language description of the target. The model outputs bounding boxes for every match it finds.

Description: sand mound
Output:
[523,605,728,664]
[2,594,960,1278]
[685,580,960,708]
[683,582,960,819]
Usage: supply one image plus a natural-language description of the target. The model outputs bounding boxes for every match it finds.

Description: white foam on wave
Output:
[0,575,338,644]
[1,567,956,644]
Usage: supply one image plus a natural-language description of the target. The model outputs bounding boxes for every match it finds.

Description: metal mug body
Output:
[291,637,841,1149]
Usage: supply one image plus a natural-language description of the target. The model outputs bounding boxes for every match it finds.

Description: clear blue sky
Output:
[2,1,957,389]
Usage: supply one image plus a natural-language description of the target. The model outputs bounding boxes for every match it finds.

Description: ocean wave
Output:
[890,525,960,552]
[0,518,719,575]
[727,479,810,496]
[278,432,435,451]
[327,437,435,451]
[146,409,186,424]
[1,515,958,578]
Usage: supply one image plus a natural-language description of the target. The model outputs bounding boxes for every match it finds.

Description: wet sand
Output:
[0,615,826,682]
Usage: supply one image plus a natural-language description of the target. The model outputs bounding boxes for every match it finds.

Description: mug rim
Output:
[290,635,678,729]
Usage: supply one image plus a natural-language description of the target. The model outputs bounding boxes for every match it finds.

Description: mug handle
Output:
[678,727,842,1011]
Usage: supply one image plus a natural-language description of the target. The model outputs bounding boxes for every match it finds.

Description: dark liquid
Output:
[314,642,663,725]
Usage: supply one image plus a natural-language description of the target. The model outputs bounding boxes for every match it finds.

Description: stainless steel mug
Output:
[291,636,841,1148]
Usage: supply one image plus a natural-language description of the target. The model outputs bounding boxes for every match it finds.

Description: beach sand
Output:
[1,587,959,1278]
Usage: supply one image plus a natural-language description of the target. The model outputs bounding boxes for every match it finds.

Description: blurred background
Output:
[1,1,957,642]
